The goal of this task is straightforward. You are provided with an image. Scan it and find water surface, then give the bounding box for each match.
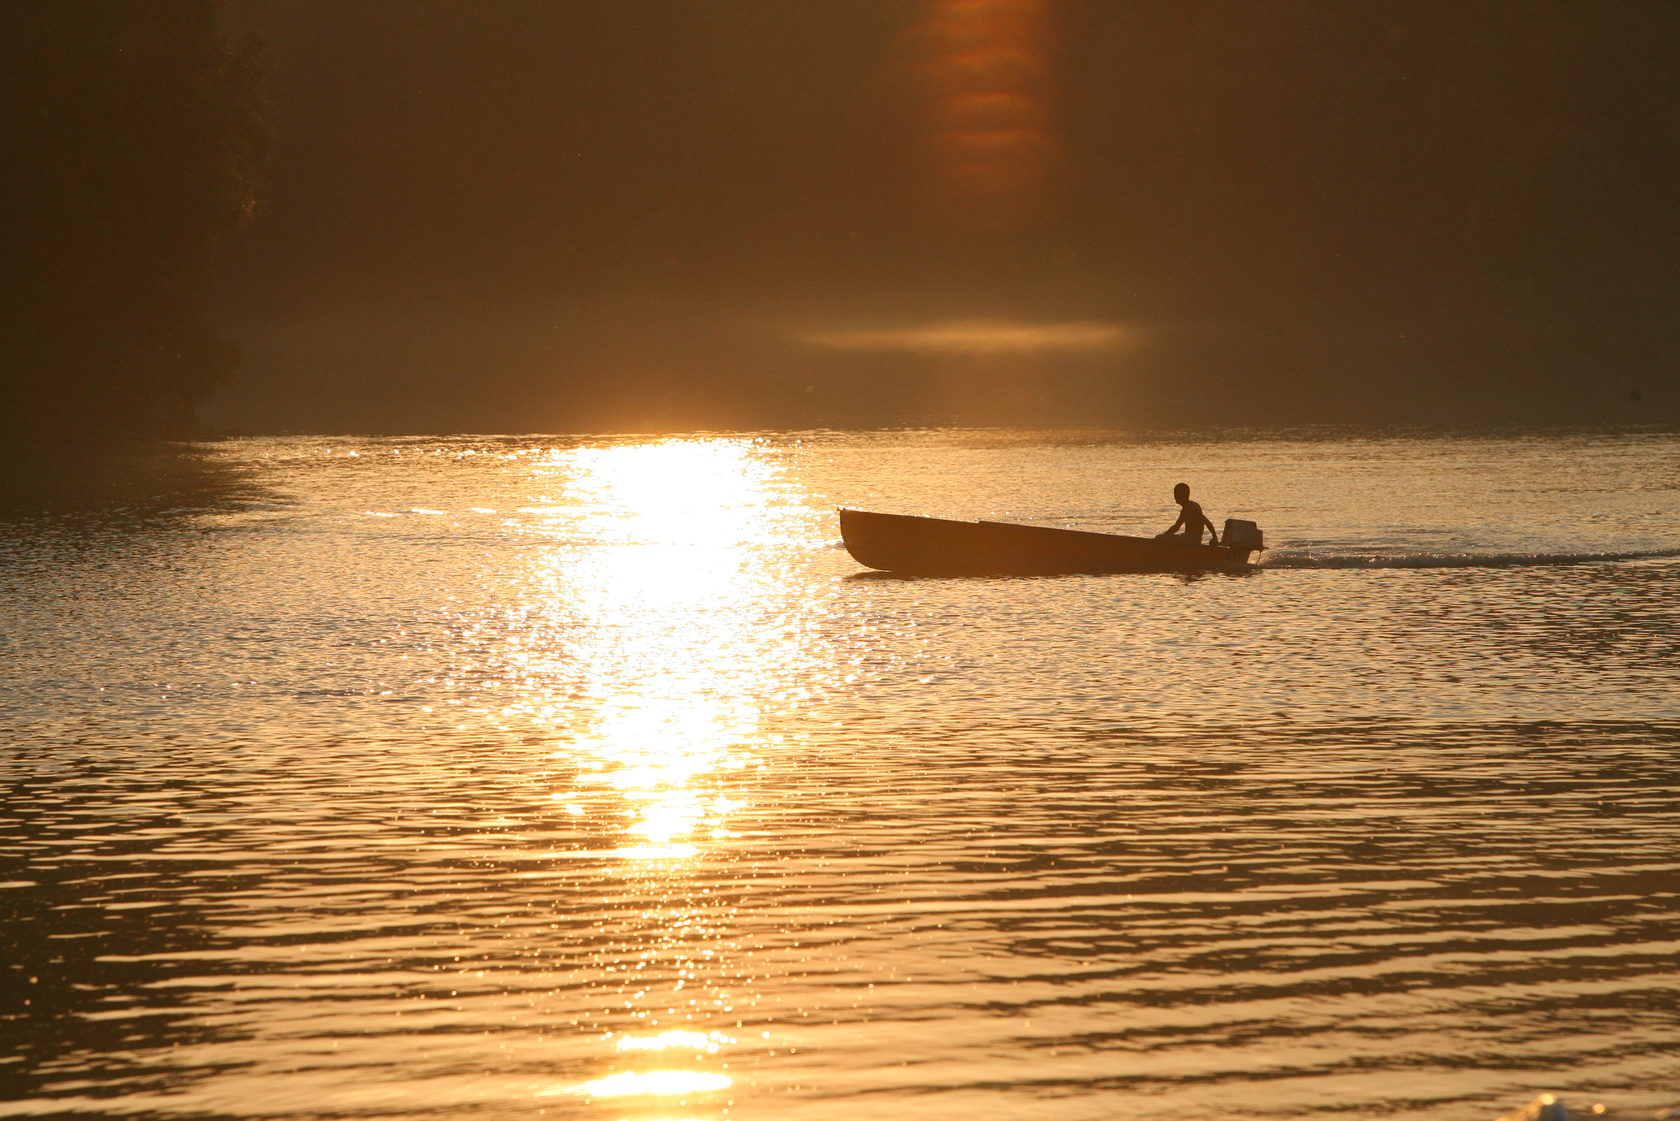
[3,429,1678,1120]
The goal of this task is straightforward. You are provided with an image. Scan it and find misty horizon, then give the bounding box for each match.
[198,1,1680,433]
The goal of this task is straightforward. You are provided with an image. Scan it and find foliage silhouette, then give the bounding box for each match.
[0,0,265,447]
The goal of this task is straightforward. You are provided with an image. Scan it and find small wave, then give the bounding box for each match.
[1263,546,1680,570]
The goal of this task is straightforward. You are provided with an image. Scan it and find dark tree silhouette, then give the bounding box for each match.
[0,0,264,446]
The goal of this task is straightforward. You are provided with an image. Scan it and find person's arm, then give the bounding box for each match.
[1202,511,1220,545]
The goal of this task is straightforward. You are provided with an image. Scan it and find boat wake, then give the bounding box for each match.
[1263,546,1680,570]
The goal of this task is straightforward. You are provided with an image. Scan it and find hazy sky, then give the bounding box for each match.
[210,0,1680,433]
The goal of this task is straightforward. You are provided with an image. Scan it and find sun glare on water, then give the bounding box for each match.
[491,437,826,1108]
[511,439,817,863]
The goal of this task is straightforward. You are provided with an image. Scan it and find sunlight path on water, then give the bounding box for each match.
[480,438,838,1114]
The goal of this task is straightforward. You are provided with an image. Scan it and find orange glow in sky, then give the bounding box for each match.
[807,318,1126,356]
[907,0,1058,229]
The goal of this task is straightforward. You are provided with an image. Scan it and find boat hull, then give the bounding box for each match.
[839,508,1254,576]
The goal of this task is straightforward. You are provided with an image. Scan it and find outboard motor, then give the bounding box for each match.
[1222,519,1265,555]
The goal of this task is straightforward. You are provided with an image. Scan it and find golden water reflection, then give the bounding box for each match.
[499,438,825,1111]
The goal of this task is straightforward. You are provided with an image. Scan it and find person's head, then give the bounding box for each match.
[1173,482,1190,503]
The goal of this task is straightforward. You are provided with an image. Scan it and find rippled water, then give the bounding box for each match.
[2,429,1678,1120]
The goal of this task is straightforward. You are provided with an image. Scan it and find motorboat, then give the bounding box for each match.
[838,508,1264,576]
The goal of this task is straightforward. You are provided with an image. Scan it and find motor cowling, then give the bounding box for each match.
[1222,519,1264,552]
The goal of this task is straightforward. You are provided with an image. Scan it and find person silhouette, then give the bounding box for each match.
[1156,482,1219,546]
